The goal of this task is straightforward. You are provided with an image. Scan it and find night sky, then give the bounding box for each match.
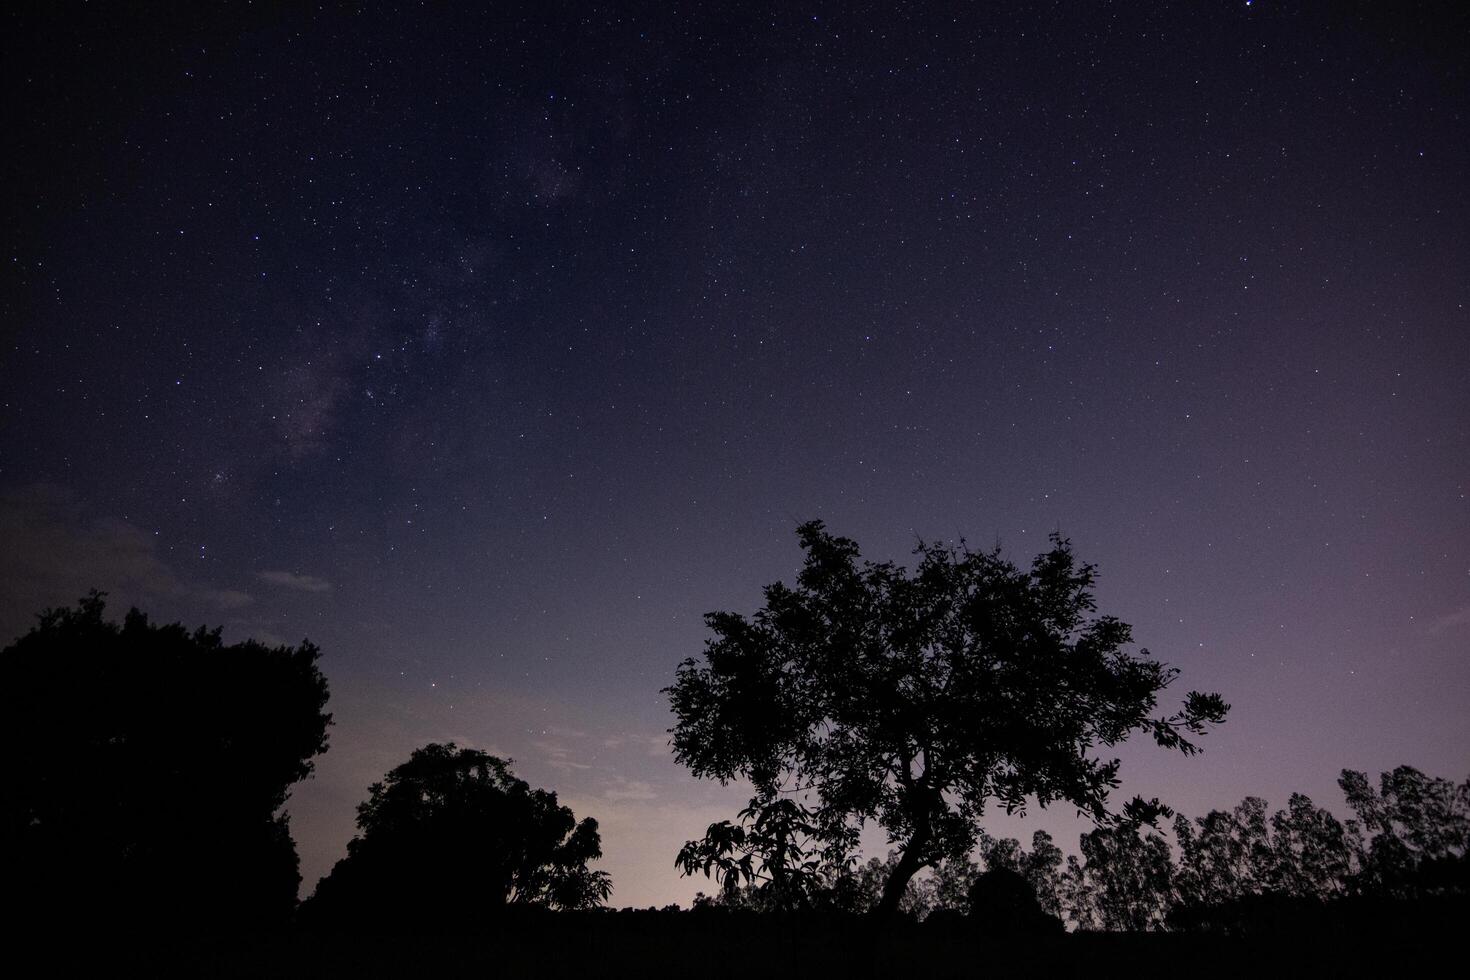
[4,2,1467,908]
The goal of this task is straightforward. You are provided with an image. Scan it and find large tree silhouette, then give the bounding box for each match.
[1,592,331,926]
[666,521,1227,916]
[306,743,611,924]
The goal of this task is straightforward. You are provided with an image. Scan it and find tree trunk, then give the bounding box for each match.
[875,842,928,917]
[876,774,938,917]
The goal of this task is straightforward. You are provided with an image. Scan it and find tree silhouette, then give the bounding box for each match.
[832,849,941,916]
[666,521,1228,916]
[1340,765,1470,895]
[0,592,331,927]
[675,795,837,910]
[915,854,975,915]
[306,743,611,925]
[976,830,1067,918]
[1266,793,1357,897]
[1070,818,1177,931]
[1173,797,1275,908]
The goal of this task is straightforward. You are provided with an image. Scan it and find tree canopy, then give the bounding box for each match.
[1,592,331,925]
[306,743,611,924]
[666,521,1228,914]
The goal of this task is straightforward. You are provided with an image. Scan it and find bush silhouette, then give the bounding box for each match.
[1,592,331,928]
[967,867,1063,935]
[305,743,611,926]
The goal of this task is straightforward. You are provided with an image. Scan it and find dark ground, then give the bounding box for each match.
[28,899,1466,979]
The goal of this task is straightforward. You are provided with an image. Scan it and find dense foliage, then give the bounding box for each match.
[1,592,331,925]
[306,743,611,925]
[668,521,1228,913]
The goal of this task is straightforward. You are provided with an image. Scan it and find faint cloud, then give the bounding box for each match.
[596,732,669,757]
[258,570,333,593]
[632,733,671,758]
[202,588,254,610]
[603,776,658,802]
[534,740,592,772]
[1426,604,1470,635]
[594,732,671,757]
[596,732,671,758]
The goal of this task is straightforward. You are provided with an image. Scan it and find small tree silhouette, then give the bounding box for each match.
[306,743,611,925]
[676,796,835,910]
[1,592,331,927]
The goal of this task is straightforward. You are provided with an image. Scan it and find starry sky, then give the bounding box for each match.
[3,2,1467,908]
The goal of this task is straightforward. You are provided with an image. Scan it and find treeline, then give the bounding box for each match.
[689,767,1470,933]
[5,592,1466,944]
